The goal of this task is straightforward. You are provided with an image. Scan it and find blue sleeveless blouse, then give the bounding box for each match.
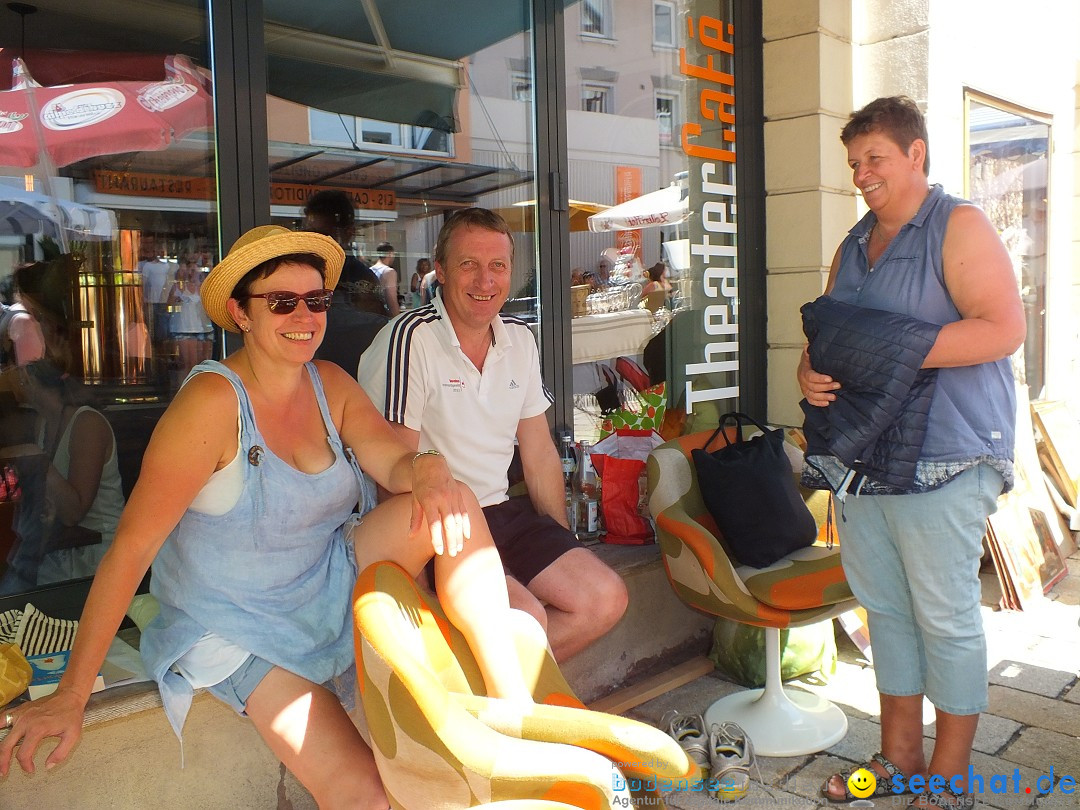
[827,185,1015,493]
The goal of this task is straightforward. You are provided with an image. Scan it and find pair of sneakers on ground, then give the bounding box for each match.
[661,711,754,802]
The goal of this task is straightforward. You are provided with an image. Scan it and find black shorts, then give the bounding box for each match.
[425,495,582,587]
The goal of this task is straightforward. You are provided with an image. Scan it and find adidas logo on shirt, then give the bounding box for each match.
[509,379,519,390]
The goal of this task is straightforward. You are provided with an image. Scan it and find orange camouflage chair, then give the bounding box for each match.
[353,561,700,810]
[647,430,858,756]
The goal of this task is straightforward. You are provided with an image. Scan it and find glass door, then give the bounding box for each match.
[965,91,1050,399]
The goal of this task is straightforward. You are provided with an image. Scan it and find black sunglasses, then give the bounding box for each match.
[243,289,334,314]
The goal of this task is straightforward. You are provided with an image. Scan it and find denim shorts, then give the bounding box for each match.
[204,654,275,715]
[204,657,359,716]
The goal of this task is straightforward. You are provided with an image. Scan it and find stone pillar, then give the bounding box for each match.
[761,0,855,426]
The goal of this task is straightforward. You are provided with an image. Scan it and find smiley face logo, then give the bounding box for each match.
[847,767,877,799]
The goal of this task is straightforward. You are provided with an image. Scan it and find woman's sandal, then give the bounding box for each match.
[821,752,914,802]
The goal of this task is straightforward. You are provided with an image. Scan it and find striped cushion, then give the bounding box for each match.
[14,603,79,656]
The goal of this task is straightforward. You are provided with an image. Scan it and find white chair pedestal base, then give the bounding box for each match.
[703,626,848,757]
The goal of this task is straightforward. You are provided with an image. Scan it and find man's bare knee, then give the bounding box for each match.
[533,550,627,623]
[590,565,629,631]
[506,574,548,631]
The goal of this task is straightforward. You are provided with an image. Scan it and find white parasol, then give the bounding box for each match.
[1,185,115,240]
[587,183,689,233]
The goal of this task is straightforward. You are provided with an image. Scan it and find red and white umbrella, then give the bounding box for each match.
[0,53,212,170]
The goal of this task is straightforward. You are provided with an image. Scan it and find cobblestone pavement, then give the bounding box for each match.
[628,546,1080,810]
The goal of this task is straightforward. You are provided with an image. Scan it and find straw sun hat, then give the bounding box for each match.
[202,225,345,333]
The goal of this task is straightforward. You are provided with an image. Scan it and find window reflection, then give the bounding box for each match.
[966,93,1050,398]
[0,1,217,595]
[565,1,710,443]
[266,2,538,361]
[654,2,677,47]
[582,0,613,38]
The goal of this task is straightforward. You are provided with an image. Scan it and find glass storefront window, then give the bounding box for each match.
[564,0,740,442]
[263,0,538,373]
[0,1,218,598]
[965,92,1050,398]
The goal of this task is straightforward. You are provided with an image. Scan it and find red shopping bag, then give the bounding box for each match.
[590,429,664,545]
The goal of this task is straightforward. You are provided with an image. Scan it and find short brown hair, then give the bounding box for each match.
[434,208,515,266]
[841,96,930,176]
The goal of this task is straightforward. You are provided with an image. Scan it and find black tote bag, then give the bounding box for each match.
[691,412,817,568]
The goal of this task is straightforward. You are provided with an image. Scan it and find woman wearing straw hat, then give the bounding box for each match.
[0,225,532,808]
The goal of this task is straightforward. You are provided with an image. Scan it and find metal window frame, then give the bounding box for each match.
[211,0,271,357]
[733,0,766,419]
[532,0,573,433]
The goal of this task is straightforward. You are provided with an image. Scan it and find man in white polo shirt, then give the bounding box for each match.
[357,208,627,661]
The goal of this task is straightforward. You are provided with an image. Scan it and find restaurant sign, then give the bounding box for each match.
[679,3,739,416]
[93,171,396,211]
[615,165,642,266]
[94,170,213,200]
[270,183,396,211]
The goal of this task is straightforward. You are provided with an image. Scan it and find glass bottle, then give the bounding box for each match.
[575,441,601,541]
[559,433,578,532]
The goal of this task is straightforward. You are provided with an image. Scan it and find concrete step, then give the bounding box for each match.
[560,542,715,704]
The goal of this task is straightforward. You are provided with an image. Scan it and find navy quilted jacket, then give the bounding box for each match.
[800,296,942,491]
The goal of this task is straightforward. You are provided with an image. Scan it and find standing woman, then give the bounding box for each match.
[0,226,531,809]
[167,256,214,380]
[409,258,429,309]
[800,97,1024,808]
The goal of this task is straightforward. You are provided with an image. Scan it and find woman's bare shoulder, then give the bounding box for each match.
[162,369,239,429]
[311,360,376,426]
[311,359,362,397]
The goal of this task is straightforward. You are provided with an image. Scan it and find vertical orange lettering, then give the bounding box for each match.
[698,18,735,54]
[679,49,734,85]
[700,89,736,125]
[681,123,736,163]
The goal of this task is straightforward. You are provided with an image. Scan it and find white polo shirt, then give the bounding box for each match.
[357,294,553,507]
